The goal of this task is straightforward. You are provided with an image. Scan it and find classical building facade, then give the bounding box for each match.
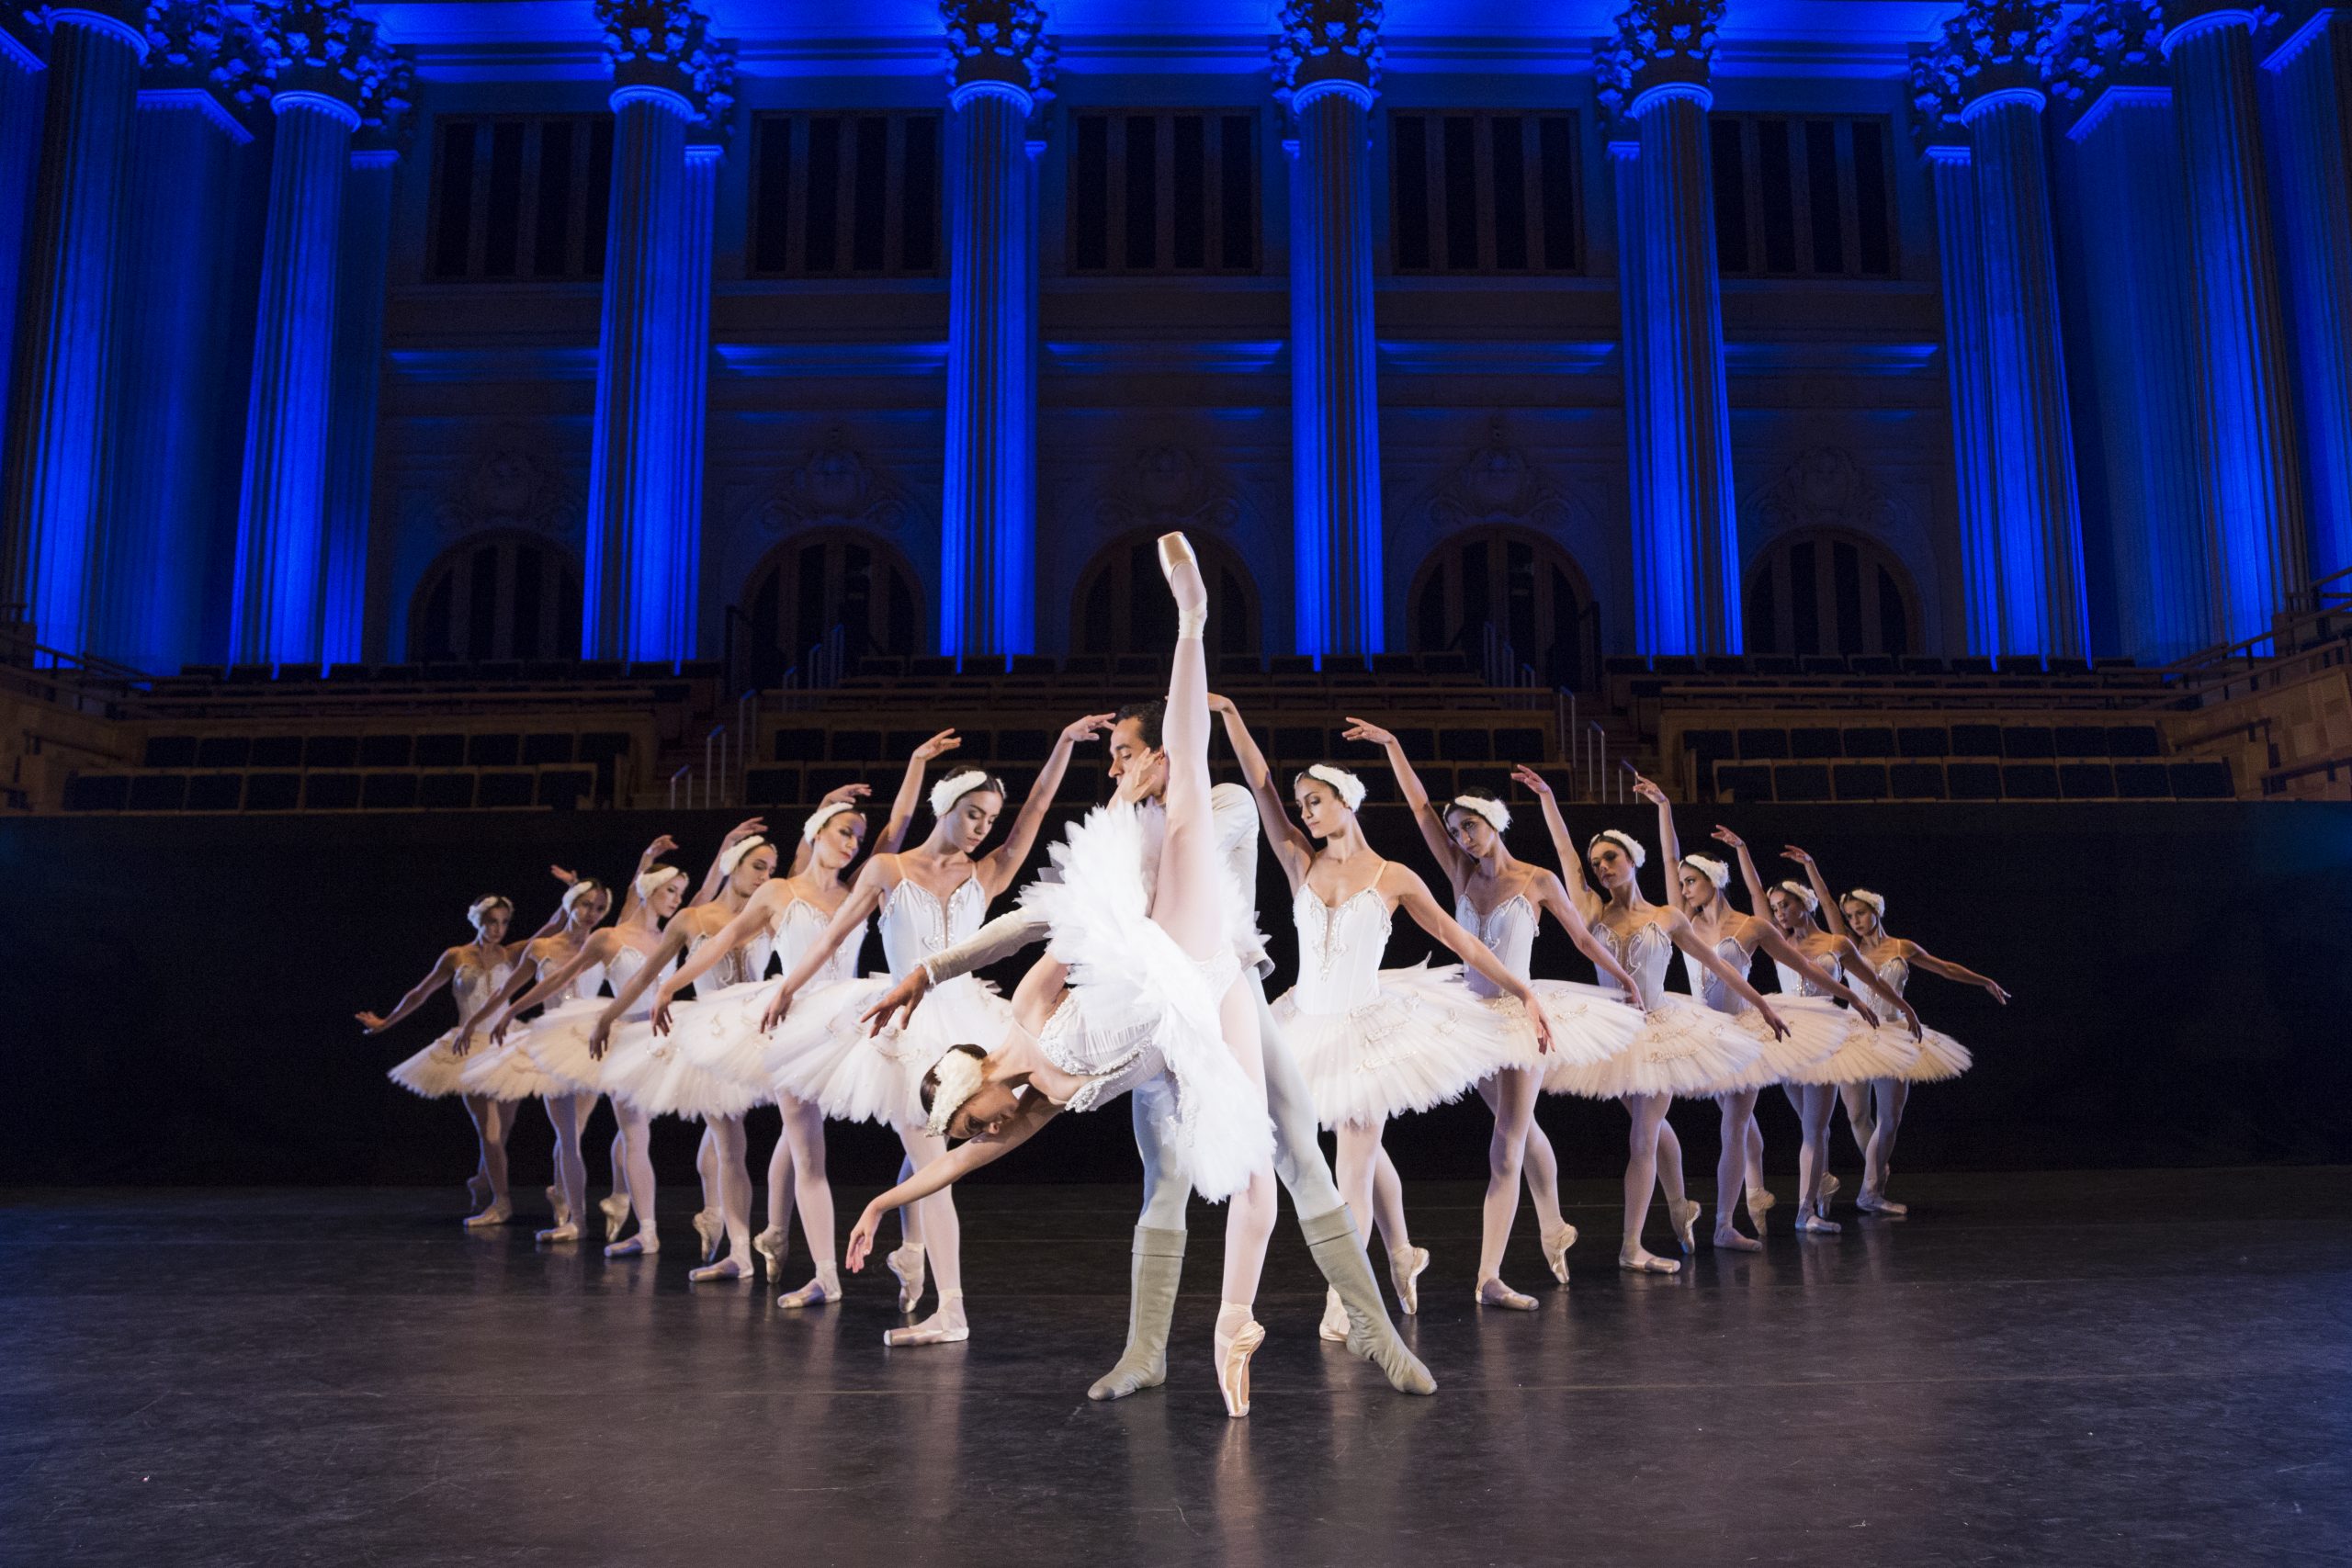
[4,0,2348,676]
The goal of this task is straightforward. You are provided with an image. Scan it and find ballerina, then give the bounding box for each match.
[1517,777,1796,1272]
[1788,850,2005,1216]
[1637,793,1895,1249]
[1715,837,1921,1234]
[1345,721,1646,1308]
[641,715,1102,1344]
[849,532,1290,1416]
[1212,704,1564,1330]
[365,891,557,1225]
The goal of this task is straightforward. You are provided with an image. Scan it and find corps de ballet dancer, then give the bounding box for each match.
[1518,782,1798,1272]
[1212,704,1571,1332]
[1347,722,1649,1308]
[1639,792,1903,1249]
[860,697,1435,1405]
[1790,849,2004,1216]
[1716,837,1921,1234]
[643,716,1102,1345]
[846,533,1294,1415]
[365,888,567,1224]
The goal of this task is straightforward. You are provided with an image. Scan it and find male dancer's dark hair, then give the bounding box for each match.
[1114,698,1166,750]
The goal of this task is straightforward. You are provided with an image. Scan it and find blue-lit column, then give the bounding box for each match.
[0,19,48,485]
[2046,9,2217,661]
[2261,10,2352,579]
[582,1,725,662]
[1275,0,1384,657]
[1604,2,1740,654]
[1608,132,1652,598]
[2166,1,2307,644]
[232,4,396,663]
[3,2,145,657]
[100,6,262,673]
[940,1,1048,660]
[667,132,720,640]
[1950,4,2091,658]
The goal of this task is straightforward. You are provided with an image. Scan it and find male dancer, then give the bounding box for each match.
[865,697,1435,1402]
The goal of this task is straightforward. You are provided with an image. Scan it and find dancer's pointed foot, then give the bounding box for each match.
[752,1227,788,1279]
[1476,1277,1540,1311]
[1712,1225,1764,1253]
[467,1172,492,1208]
[1856,1190,1908,1217]
[463,1201,513,1229]
[1213,1303,1265,1419]
[1156,533,1208,635]
[1318,1287,1350,1343]
[887,1244,927,1314]
[1794,1213,1841,1235]
[1388,1245,1430,1315]
[884,1291,967,1346]
[1747,1190,1777,1234]
[1815,1172,1841,1213]
[544,1183,567,1223]
[605,1232,660,1258]
[776,1264,842,1309]
[689,1252,754,1282]
[1667,1197,1702,1256]
[691,1207,725,1264]
[536,1222,582,1244]
[1541,1224,1577,1285]
[1618,1246,1680,1274]
[598,1191,631,1242]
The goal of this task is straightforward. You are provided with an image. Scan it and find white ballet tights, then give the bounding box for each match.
[1337,1119,1393,1264]
[1713,1089,1764,1247]
[461,1094,509,1213]
[1476,1076,1570,1239]
[544,1092,590,1228]
[1784,1082,1840,1226]
[764,1096,838,1276]
[1620,1093,1676,1265]
[1861,1077,1909,1197]
[893,1124,962,1334]
[1367,1143,1413,1256]
[609,1100,661,1252]
[1476,1066,1543,1288]
[704,1115,753,1267]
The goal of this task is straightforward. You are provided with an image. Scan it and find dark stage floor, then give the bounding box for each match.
[4,1168,2347,1567]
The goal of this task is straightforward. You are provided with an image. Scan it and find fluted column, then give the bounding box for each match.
[582,1,728,662]
[322,142,400,666]
[2166,1,2307,645]
[0,20,49,492]
[670,137,719,639]
[2047,8,2217,660]
[940,0,1047,660]
[1942,4,2090,657]
[3,3,145,658]
[1275,0,1384,657]
[1921,142,2006,654]
[101,6,262,673]
[2261,11,2352,579]
[1609,133,1652,610]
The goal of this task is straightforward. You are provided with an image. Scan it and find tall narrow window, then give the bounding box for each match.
[1710,114,1899,280]
[1067,110,1261,276]
[426,117,612,283]
[747,112,945,278]
[1387,110,1581,275]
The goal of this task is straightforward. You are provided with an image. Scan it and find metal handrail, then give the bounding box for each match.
[666,763,691,811]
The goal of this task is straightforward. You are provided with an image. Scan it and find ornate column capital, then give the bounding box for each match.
[2047,1,2172,136]
[2162,1,2275,55]
[254,0,397,126]
[942,0,1052,111]
[1272,0,1381,112]
[1924,0,2063,118]
[22,3,149,56]
[1909,37,1973,154]
[1597,0,1722,118]
[139,2,266,141]
[596,0,729,124]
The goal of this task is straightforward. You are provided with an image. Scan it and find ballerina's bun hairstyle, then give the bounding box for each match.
[635,864,685,901]
[1447,788,1510,834]
[466,895,514,931]
[559,878,606,915]
[921,1043,989,1135]
[1114,699,1165,750]
[1776,879,1820,913]
[716,835,772,879]
[1846,887,1886,919]
[1294,762,1367,810]
[1681,853,1732,889]
[801,801,858,841]
[1588,829,1647,869]
[929,769,1004,818]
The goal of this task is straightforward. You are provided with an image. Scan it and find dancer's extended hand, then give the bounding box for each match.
[1509,763,1553,799]
[450,1026,476,1058]
[548,864,578,886]
[1983,978,2012,1005]
[1781,844,1815,867]
[1632,773,1668,807]
[1756,1002,1792,1041]
[759,981,797,1033]
[1205,692,1237,716]
[650,985,680,1037]
[819,782,873,807]
[356,1010,390,1034]
[1062,713,1114,746]
[587,1017,612,1059]
[1341,717,1396,747]
[843,1203,885,1272]
[1526,994,1556,1055]
[489,1015,513,1047]
[1898,998,1925,1039]
[910,730,960,765]
[720,818,768,851]
[864,967,932,1034]
[637,833,678,870]
[1710,826,1745,849]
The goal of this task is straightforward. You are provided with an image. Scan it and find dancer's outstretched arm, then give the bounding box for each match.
[977,715,1112,899]
[1528,870,1644,1001]
[1713,826,1770,914]
[484,929,624,1046]
[1746,919,1880,1024]
[752,857,901,1031]
[842,1096,1062,1267]
[1384,864,1557,1052]
[879,730,960,854]
[1826,934,1923,1035]
[1216,695,1314,891]
[1665,911,1791,1036]
[356,948,459,1034]
[1895,940,2011,1003]
[1348,717,1467,891]
[1634,773,1692,915]
[1510,765,1600,924]
[607,876,786,1030]
[860,909,1051,1034]
[1785,845,1844,937]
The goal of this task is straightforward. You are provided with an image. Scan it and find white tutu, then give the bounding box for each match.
[761,973,1011,1129]
[1018,803,1273,1202]
[1713,995,1866,1089]
[598,987,776,1122]
[1424,964,1645,1075]
[1542,988,1768,1100]
[388,1028,477,1100]
[455,1031,572,1102]
[1895,1022,1972,1083]
[1279,961,1521,1129]
[519,996,617,1095]
[1775,998,1921,1084]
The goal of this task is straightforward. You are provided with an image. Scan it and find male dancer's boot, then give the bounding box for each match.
[1089,1225,1186,1401]
[1301,1207,1436,1394]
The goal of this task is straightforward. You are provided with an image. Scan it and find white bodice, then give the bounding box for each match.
[1455,893,1535,999]
[879,874,987,982]
[685,918,775,992]
[1593,918,1678,1010]
[1686,935,1755,1016]
[1773,946,1841,998]
[1867,948,1910,997]
[779,896,863,988]
[1291,886,1393,1015]
[605,944,658,1020]
[451,951,515,1020]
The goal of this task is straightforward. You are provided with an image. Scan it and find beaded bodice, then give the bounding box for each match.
[1592,918,1677,1009]
[1455,893,1535,999]
[1291,886,1392,1014]
[880,874,987,982]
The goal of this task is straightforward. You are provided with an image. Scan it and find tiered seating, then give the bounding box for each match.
[1678,719,2230,803]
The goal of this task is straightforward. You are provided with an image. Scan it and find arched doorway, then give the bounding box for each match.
[741,530,922,682]
[1074,531,1261,657]
[409,532,582,663]
[1744,528,1917,657]
[1410,526,1597,690]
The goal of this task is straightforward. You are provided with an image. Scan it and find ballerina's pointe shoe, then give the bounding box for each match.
[1476,1278,1540,1312]
[463,1202,513,1229]
[688,1254,754,1283]
[1747,1190,1777,1233]
[691,1208,725,1265]
[883,1290,968,1347]
[1668,1198,1702,1256]
[1156,532,1208,636]
[1318,1288,1351,1343]
[536,1223,582,1244]
[598,1192,631,1242]
[1541,1225,1577,1286]
[1712,1225,1764,1254]
[1856,1190,1908,1217]
[467,1173,492,1207]
[1213,1306,1266,1419]
[752,1228,787,1279]
[1618,1247,1681,1275]
[887,1244,927,1314]
[1794,1213,1841,1235]
[1389,1246,1430,1315]
[545,1183,566,1222]
[776,1265,842,1309]
[605,1231,659,1258]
